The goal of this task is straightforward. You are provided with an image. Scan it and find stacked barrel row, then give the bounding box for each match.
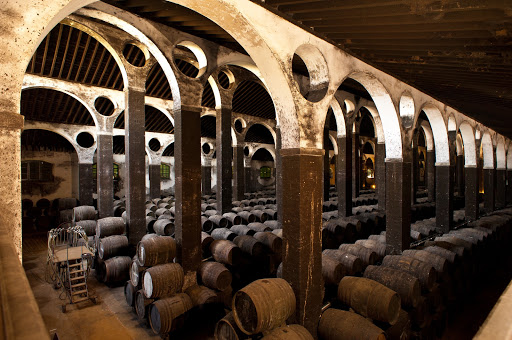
[72,205,97,249]
[22,197,80,232]
[215,278,314,340]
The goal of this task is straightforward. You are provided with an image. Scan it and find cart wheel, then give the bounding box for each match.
[61,305,66,313]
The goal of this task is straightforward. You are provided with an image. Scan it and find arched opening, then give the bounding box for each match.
[244,124,275,145]
[233,80,276,120]
[251,148,275,190]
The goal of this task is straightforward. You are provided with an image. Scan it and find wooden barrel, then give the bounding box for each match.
[339,243,377,267]
[73,206,97,222]
[363,265,421,308]
[96,217,125,238]
[137,236,176,267]
[201,231,214,255]
[230,224,256,236]
[262,209,278,221]
[143,263,184,298]
[211,240,242,266]
[146,203,157,212]
[210,215,230,228]
[217,286,233,309]
[322,255,346,285]
[75,220,96,236]
[408,296,429,328]
[124,280,137,307]
[402,249,449,279]
[223,212,242,226]
[185,284,218,306]
[130,258,146,287]
[322,249,363,276]
[263,220,282,230]
[252,210,269,223]
[381,309,411,340]
[381,255,437,292]
[232,278,296,335]
[318,308,386,340]
[198,261,232,291]
[135,289,155,320]
[149,293,193,335]
[146,216,157,233]
[98,235,129,260]
[272,229,283,238]
[113,204,126,217]
[212,228,237,241]
[101,256,132,283]
[202,203,215,211]
[337,276,401,324]
[422,246,457,265]
[253,232,282,254]
[215,311,246,340]
[231,207,243,213]
[233,235,265,257]
[153,218,175,237]
[53,197,78,211]
[237,211,256,224]
[355,239,390,259]
[202,216,215,233]
[155,208,169,217]
[247,222,272,233]
[260,325,313,340]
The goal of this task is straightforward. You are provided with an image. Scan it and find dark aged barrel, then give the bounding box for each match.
[434,236,473,252]
[130,258,146,287]
[363,265,421,308]
[185,284,218,306]
[237,211,257,224]
[96,217,125,238]
[260,324,314,340]
[233,235,265,257]
[355,239,390,259]
[113,204,126,217]
[263,220,281,230]
[253,231,282,254]
[215,311,246,340]
[124,280,137,307]
[210,215,230,228]
[381,309,411,340]
[408,296,428,328]
[202,216,215,233]
[247,222,272,233]
[223,212,242,226]
[135,289,154,320]
[211,240,242,266]
[337,276,401,324]
[230,224,256,236]
[137,236,176,267]
[322,249,363,276]
[198,261,232,291]
[75,220,97,236]
[217,286,233,309]
[101,256,132,283]
[146,216,157,233]
[422,245,458,265]
[232,278,296,335]
[318,308,386,340]
[402,249,448,277]
[212,228,237,241]
[73,206,97,222]
[98,235,129,260]
[143,263,184,299]
[153,218,175,236]
[149,293,193,335]
[339,243,378,267]
[322,255,346,285]
[381,255,437,292]
[262,209,278,221]
[201,231,214,254]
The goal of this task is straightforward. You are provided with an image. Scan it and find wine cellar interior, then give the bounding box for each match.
[2,0,512,339]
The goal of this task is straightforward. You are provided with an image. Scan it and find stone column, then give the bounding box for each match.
[216,107,232,214]
[337,135,352,217]
[427,150,436,202]
[124,86,146,246]
[385,159,411,253]
[201,164,212,195]
[78,163,94,206]
[244,162,253,194]
[275,127,283,224]
[465,166,479,222]
[352,132,360,198]
[483,168,496,213]
[281,148,323,335]
[411,141,418,205]
[96,133,113,219]
[376,143,386,211]
[323,127,331,201]
[436,165,454,232]
[174,104,202,281]
[149,163,161,199]
[496,168,506,209]
[233,145,245,201]
[456,154,465,196]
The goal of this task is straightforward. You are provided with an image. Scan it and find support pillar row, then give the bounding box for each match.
[376,143,386,211]
[496,169,506,209]
[465,166,479,222]
[149,164,161,199]
[483,168,496,213]
[336,136,352,217]
[233,145,245,202]
[216,107,232,214]
[427,150,435,202]
[78,163,94,206]
[436,165,454,232]
[96,133,113,219]
[201,165,212,195]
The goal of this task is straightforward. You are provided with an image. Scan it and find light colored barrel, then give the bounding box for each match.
[211,240,242,266]
[230,224,256,236]
[198,261,232,291]
[143,263,184,299]
[247,222,271,233]
[339,243,377,267]
[130,258,146,287]
[337,276,401,324]
[149,293,193,335]
[322,249,363,276]
[212,228,237,241]
[232,278,296,335]
[263,220,281,230]
[318,308,386,340]
[223,212,242,226]
[153,218,175,236]
[137,235,176,267]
